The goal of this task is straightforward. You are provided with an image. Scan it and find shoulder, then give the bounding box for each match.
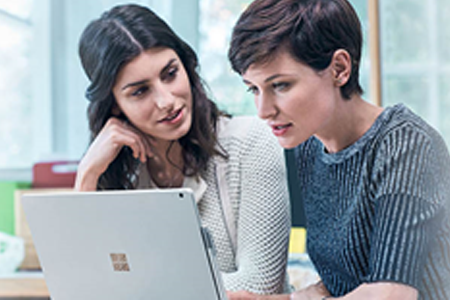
[373,104,448,158]
[370,105,450,199]
[217,115,271,140]
[218,116,280,150]
[216,115,285,165]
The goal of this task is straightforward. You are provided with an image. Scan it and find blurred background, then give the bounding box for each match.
[0,0,449,296]
[0,0,449,179]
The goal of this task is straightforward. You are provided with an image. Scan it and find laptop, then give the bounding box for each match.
[22,188,227,300]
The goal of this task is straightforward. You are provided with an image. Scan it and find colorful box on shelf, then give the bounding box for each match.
[32,161,78,188]
[289,227,306,254]
[0,182,32,235]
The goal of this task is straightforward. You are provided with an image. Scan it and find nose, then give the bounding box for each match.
[256,93,277,120]
[154,87,175,111]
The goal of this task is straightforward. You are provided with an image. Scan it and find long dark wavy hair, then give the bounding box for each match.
[79,4,228,190]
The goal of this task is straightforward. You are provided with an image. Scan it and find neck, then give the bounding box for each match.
[145,140,184,188]
[315,94,384,154]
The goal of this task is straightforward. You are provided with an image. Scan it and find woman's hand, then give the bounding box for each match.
[227,281,417,300]
[75,117,154,191]
[227,291,259,300]
[226,281,330,300]
[332,282,418,300]
[227,291,289,300]
[290,281,331,300]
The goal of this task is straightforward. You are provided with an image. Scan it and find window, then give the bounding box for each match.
[199,0,255,115]
[0,0,153,177]
[380,0,450,145]
[1,0,449,177]
[0,0,34,168]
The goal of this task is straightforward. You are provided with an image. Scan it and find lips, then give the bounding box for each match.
[272,124,290,130]
[270,122,292,137]
[159,107,183,123]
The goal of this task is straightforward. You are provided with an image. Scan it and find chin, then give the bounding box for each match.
[277,137,302,149]
[175,117,192,139]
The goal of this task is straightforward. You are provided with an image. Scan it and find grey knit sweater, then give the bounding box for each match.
[139,116,291,294]
[295,104,450,299]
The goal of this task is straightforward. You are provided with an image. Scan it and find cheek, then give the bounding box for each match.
[119,100,157,124]
[253,95,260,110]
[171,78,193,110]
[177,71,192,94]
[183,84,193,108]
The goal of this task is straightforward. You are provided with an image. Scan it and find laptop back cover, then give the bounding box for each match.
[22,189,225,300]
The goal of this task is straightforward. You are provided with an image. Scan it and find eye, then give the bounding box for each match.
[163,66,178,82]
[272,82,290,92]
[131,86,149,97]
[246,85,259,95]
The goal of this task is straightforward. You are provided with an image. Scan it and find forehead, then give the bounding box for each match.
[243,50,311,82]
[115,47,180,83]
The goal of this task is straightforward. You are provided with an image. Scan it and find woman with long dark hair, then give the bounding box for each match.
[75,4,291,295]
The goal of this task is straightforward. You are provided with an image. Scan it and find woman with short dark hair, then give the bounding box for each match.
[228,0,450,299]
[75,4,291,294]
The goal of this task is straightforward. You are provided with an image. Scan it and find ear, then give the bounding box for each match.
[331,49,352,87]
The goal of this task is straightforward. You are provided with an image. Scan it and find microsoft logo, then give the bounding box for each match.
[110,253,130,272]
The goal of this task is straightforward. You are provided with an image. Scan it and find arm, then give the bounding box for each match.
[343,126,446,299]
[75,117,153,191]
[228,280,329,300]
[228,281,417,300]
[222,119,291,294]
[361,128,444,292]
[318,126,445,300]
[322,282,417,300]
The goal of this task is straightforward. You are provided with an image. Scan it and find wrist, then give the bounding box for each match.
[75,164,101,191]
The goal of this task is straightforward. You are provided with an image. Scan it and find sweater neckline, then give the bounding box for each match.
[318,104,404,164]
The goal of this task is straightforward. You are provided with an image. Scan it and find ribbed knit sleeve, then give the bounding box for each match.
[300,104,450,299]
[220,118,291,294]
[368,124,448,290]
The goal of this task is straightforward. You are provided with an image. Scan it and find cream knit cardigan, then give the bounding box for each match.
[138,116,291,294]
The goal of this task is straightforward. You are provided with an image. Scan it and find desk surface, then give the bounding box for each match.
[0,255,314,299]
[0,277,49,299]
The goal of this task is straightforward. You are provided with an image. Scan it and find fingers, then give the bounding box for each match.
[226,291,258,300]
[106,118,149,163]
[120,129,148,163]
[120,119,157,160]
[122,121,156,161]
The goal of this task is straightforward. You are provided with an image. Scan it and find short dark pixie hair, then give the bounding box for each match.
[228,0,363,99]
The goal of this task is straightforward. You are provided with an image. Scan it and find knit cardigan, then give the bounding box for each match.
[138,116,291,294]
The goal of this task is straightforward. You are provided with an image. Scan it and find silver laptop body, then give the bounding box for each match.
[22,188,227,300]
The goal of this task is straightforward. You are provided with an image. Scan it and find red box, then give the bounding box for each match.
[32,161,78,188]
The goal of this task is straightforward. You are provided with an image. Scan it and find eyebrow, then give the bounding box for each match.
[243,74,286,85]
[121,58,178,91]
[121,79,148,91]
